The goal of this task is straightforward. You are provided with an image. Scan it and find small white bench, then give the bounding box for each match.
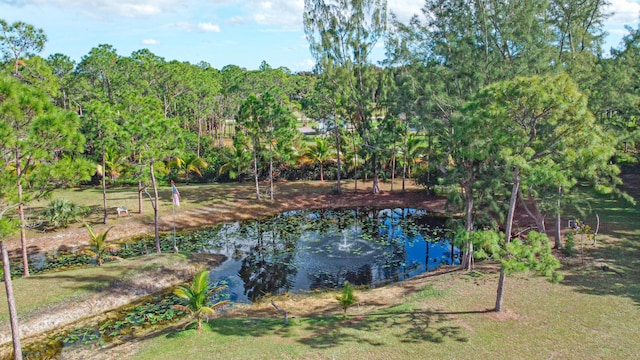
[117,206,129,217]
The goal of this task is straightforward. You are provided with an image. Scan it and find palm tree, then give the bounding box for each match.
[168,154,208,183]
[405,133,428,178]
[174,270,229,330]
[96,148,129,184]
[302,137,332,181]
[219,140,253,182]
[84,224,117,266]
[41,199,90,229]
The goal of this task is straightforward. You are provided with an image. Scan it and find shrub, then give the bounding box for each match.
[336,281,357,317]
[41,199,90,229]
[562,232,576,256]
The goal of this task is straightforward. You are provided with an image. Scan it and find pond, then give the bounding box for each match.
[16,208,459,301]
[198,207,459,302]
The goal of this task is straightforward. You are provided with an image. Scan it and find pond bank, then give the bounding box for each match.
[0,253,225,350]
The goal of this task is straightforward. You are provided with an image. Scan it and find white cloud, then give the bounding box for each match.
[605,0,640,26]
[0,0,466,32]
[237,0,427,31]
[198,22,222,32]
[388,0,424,23]
[243,0,304,29]
[175,21,193,32]
[226,16,247,25]
[294,58,315,71]
[141,38,160,45]
[7,0,188,18]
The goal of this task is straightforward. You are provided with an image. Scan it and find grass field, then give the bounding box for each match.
[127,261,639,360]
[1,178,639,359]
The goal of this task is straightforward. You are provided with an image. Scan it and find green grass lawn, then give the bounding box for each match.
[127,270,639,360]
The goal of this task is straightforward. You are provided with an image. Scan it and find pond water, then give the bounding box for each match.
[199,208,459,302]
[17,207,459,301]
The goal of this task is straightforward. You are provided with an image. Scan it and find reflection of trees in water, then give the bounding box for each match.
[231,208,453,301]
[309,264,373,289]
[238,213,304,301]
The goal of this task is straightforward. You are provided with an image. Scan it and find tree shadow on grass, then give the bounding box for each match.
[179,306,476,350]
[203,317,295,338]
[560,236,640,307]
[277,308,473,349]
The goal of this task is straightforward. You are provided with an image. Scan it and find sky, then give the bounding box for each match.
[1,0,640,72]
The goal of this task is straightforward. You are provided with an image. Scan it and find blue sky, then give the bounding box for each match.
[2,0,639,72]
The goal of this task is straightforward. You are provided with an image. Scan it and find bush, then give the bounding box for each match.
[41,199,90,229]
[412,164,441,195]
[336,281,357,317]
[562,232,576,256]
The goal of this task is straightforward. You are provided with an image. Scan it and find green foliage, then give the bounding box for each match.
[168,154,209,183]
[84,224,117,266]
[571,219,597,260]
[0,19,47,75]
[0,217,19,239]
[173,270,229,330]
[470,230,562,283]
[302,137,333,181]
[468,230,502,261]
[219,136,253,182]
[336,281,357,316]
[41,199,90,229]
[563,232,577,257]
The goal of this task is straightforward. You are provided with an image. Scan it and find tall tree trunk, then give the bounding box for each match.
[269,140,274,201]
[150,162,161,253]
[391,150,396,192]
[461,182,474,271]
[100,130,108,225]
[335,128,342,195]
[402,126,408,193]
[62,88,68,110]
[495,267,507,312]
[1,241,22,360]
[372,152,380,194]
[320,162,324,182]
[197,116,202,158]
[496,166,520,312]
[555,187,563,249]
[16,149,29,277]
[555,212,562,249]
[253,139,260,201]
[353,138,358,193]
[137,179,144,214]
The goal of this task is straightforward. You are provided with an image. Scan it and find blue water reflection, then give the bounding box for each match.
[204,208,459,303]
